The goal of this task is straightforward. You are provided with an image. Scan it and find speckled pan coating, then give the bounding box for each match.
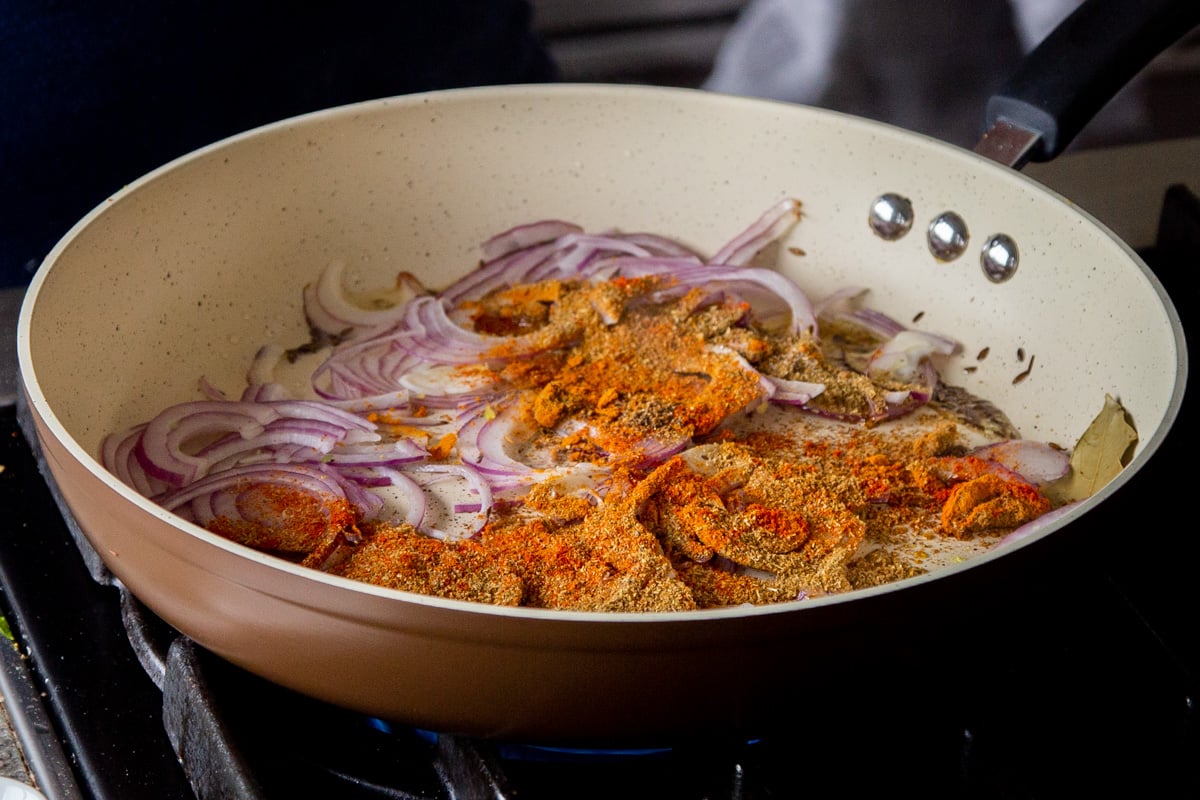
[16,85,1186,744]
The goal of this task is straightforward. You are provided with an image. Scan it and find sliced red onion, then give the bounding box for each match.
[197,376,231,401]
[443,230,653,315]
[337,465,427,528]
[102,424,169,497]
[197,418,348,466]
[932,455,1031,485]
[628,431,693,470]
[808,387,937,425]
[268,401,378,438]
[846,308,909,341]
[304,261,421,339]
[327,468,386,521]
[135,397,383,487]
[866,330,960,384]
[326,390,416,415]
[442,240,560,308]
[239,364,306,404]
[322,438,429,467]
[617,232,704,260]
[313,356,393,400]
[706,343,827,414]
[303,280,352,340]
[705,345,777,411]
[397,363,504,399]
[767,376,826,406]
[188,489,229,528]
[405,463,494,540]
[479,219,583,262]
[246,345,288,389]
[178,462,381,535]
[446,229,686,313]
[994,501,1078,548]
[547,417,689,473]
[612,262,816,335]
[543,233,653,274]
[815,287,912,343]
[310,306,460,392]
[136,403,280,485]
[394,296,551,365]
[777,324,957,425]
[157,462,350,512]
[456,401,542,493]
[709,198,802,267]
[242,382,292,404]
[579,256,699,289]
[311,336,421,400]
[589,297,621,326]
[968,440,1071,486]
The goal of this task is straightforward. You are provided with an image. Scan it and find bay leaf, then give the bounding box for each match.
[1044,394,1137,505]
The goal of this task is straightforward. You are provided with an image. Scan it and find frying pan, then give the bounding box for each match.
[14,0,1194,744]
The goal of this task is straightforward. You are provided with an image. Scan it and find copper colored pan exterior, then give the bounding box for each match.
[16,86,1186,743]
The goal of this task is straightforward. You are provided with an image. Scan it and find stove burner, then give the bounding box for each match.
[409,727,675,764]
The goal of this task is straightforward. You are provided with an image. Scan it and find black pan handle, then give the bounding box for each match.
[977,0,1200,168]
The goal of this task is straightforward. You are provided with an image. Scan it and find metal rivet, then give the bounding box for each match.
[868,193,914,240]
[980,233,1019,283]
[927,211,969,261]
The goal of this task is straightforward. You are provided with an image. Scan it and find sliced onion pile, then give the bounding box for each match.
[103,198,1044,550]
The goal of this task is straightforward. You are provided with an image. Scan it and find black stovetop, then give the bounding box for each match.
[0,187,1195,800]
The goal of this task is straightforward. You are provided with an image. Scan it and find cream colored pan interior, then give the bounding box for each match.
[17,85,1186,743]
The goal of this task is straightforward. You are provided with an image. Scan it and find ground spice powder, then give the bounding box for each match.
[211,277,1055,610]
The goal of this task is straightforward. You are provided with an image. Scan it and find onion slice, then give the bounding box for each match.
[709,198,802,267]
[968,440,1071,486]
[304,261,424,340]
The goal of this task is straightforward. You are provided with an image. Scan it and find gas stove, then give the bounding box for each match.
[0,155,1196,800]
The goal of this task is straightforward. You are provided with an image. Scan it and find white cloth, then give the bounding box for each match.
[705,0,1150,148]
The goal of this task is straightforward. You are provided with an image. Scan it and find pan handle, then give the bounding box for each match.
[975,0,1200,168]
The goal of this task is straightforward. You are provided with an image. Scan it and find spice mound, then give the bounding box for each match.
[103,200,1072,612]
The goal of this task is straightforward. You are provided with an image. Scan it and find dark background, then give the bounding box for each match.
[0,1,557,289]
[5,1,1199,289]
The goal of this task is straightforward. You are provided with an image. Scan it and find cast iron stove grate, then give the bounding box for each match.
[0,186,1196,800]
